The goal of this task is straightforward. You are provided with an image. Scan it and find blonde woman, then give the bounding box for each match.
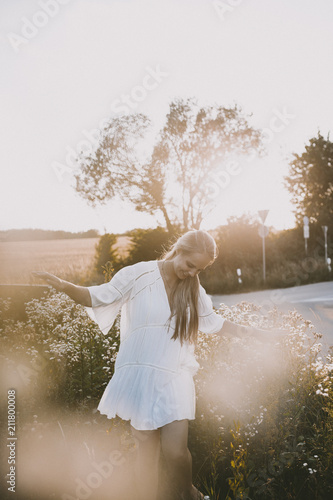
[33,230,281,500]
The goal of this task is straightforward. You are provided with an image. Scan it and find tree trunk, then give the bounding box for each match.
[183,206,189,232]
[160,205,175,234]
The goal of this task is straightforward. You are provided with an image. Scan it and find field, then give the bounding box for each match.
[0,236,132,284]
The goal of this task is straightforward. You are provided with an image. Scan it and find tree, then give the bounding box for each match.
[74,98,263,233]
[285,132,333,227]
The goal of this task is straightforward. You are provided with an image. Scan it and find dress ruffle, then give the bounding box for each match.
[97,365,196,430]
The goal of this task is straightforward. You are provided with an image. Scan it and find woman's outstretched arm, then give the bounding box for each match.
[217,319,285,343]
[31,271,92,307]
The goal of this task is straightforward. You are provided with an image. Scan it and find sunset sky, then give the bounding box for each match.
[1,0,332,234]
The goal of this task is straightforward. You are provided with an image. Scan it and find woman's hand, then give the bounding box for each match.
[218,320,288,343]
[31,271,65,292]
[31,271,92,307]
[252,326,287,343]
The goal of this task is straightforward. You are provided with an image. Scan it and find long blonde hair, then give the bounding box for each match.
[161,230,218,345]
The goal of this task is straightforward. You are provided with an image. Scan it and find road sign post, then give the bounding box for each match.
[322,225,328,266]
[262,228,266,282]
[258,210,269,283]
[303,216,309,256]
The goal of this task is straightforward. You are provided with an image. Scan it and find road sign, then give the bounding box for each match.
[303,216,309,226]
[303,226,309,239]
[258,225,269,238]
[258,210,269,223]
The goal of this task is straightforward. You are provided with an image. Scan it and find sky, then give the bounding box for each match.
[1,0,332,234]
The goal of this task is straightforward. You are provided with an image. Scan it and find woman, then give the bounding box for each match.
[33,230,281,500]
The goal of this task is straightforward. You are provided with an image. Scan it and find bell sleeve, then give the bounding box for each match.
[198,285,225,335]
[85,264,136,335]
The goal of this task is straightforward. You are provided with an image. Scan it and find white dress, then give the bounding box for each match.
[86,260,224,431]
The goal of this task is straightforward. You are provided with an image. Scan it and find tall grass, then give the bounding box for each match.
[191,302,333,499]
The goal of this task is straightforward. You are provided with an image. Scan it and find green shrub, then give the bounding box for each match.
[92,233,119,281]
[122,226,176,265]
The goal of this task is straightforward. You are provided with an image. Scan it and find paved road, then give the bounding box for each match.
[212,281,333,349]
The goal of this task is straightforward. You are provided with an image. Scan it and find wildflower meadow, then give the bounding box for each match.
[0,292,332,499]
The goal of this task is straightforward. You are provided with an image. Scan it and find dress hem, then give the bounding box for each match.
[97,408,195,431]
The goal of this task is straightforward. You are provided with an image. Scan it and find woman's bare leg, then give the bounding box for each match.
[130,426,160,500]
[160,419,204,499]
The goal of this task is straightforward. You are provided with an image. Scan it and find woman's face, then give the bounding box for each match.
[172,251,212,279]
